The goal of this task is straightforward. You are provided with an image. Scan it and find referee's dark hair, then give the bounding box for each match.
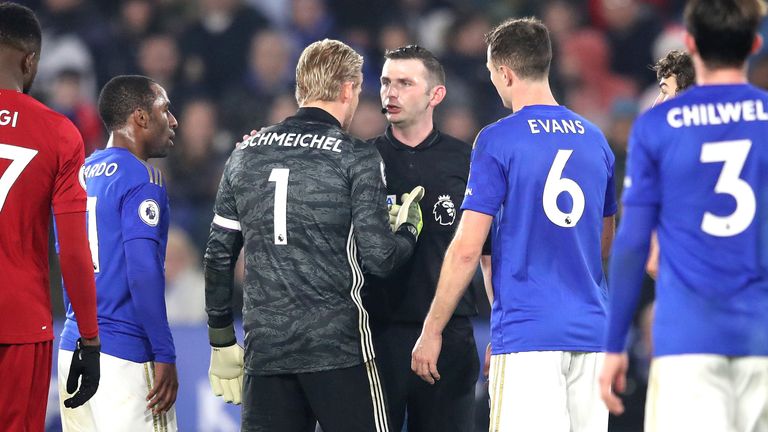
[385,45,446,89]
[98,75,158,131]
[684,0,765,69]
[0,2,42,52]
[484,17,551,80]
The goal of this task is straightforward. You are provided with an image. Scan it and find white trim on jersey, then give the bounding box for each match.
[346,224,374,362]
[212,214,241,231]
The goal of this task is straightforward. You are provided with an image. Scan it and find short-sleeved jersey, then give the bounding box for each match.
[60,147,172,363]
[463,105,617,354]
[0,90,86,343]
[206,108,414,375]
[623,84,768,356]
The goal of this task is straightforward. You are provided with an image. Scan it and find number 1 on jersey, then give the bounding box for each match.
[269,168,289,245]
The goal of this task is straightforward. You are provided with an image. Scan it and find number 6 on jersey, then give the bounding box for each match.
[543,149,585,227]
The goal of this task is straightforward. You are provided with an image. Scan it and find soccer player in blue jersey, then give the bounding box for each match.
[58,75,179,431]
[412,18,617,431]
[600,1,768,431]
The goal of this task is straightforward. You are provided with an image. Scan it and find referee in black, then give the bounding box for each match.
[364,45,491,432]
[203,39,425,432]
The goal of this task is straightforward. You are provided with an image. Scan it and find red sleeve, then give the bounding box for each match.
[55,211,99,338]
[52,121,87,215]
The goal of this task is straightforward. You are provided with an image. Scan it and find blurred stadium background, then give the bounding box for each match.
[17,0,768,430]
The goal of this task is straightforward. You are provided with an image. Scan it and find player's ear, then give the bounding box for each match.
[340,81,354,103]
[751,34,763,56]
[133,108,149,129]
[21,51,36,76]
[429,84,446,107]
[500,65,514,87]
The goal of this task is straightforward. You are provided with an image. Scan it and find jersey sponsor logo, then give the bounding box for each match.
[0,110,19,128]
[666,99,768,128]
[465,187,472,196]
[138,199,160,227]
[433,194,456,225]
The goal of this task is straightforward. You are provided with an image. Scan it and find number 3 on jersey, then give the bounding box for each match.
[543,149,585,227]
[700,139,755,237]
[269,168,289,245]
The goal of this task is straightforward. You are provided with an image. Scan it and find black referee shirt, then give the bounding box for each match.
[364,125,487,324]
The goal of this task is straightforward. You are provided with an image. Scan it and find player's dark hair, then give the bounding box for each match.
[98,75,158,131]
[384,45,446,88]
[484,17,551,80]
[0,2,42,53]
[684,0,765,69]
[653,50,695,91]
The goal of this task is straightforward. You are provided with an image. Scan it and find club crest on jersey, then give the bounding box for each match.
[433,195,456,226]
[139,199,160,227]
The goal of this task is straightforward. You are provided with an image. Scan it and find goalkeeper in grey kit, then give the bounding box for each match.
[202,38,425,432]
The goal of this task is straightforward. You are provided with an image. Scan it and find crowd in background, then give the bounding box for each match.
[24,0,768,429]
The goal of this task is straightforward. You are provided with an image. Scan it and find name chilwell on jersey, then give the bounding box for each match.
[239,131,343,153]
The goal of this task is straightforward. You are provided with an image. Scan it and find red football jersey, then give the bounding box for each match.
[0,90,90,343]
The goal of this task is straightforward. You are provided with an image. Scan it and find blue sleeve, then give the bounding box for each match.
[121,182,166,242]
[604,151,618,217]
[461,130,507,216]
[605,205,658,352]
[622,119,661,206]
[124,238,176,363]
[121,181,174,363]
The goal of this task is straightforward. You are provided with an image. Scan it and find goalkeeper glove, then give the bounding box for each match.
[388,203,401,232]
[63,338,100,408]
[395,186,425,239]
[208,325,245,405]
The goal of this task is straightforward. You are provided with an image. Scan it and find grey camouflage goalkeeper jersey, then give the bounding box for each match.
[204,107,416,375]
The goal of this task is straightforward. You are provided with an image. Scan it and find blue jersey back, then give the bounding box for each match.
[463,105,617,354]
[61,147,170,362]
[624,84,768,356]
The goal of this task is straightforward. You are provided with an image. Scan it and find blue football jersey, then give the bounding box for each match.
[60,147,173,363]
[623,84,768,356]
[463,105,617,354]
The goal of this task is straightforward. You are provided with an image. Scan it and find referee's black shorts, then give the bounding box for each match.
[242,360,390,432]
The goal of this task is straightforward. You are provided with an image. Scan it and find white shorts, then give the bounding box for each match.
[646,354,768,432]
[58,350,178,432]
[488,351,607,432]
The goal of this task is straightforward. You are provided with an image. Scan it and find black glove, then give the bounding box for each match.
[63,338,101,408]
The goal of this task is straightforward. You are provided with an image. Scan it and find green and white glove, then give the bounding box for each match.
[208,325,245,405]
[394,186,425,239]
[388,203,401,232]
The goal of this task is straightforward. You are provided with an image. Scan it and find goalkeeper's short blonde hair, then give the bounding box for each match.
[295,39,364,105]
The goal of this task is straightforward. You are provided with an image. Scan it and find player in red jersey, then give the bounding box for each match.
[0,3,100,431]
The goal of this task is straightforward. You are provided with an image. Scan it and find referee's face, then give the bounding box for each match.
[380,59,432,127]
